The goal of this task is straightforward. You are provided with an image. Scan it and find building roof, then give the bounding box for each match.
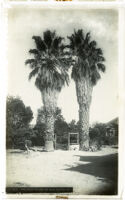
[107,117,118,125]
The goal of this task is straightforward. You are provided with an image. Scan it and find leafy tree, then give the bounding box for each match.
[94,123,107,140]
[36,107,46,125]
[68,29,106,150]
[36,106,64,125]
[11,127,33,149]
[33,112,46,146]
[7,96,33,129]
[55,117,68,145]
[89,122,118,149]
[68,120,79,133]
[54,107,64,122]
[25,30,70,151]
[32,125,45,146]
[6,96,33,148]
[36,106,68,147]
[89,127,101,151]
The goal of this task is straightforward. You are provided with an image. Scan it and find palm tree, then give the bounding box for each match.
[25,30,70,151]
[68,29,106,150]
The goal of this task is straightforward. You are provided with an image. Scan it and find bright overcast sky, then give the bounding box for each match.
[8,6,119,125]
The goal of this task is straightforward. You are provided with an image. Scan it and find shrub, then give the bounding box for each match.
[89,127,101,151]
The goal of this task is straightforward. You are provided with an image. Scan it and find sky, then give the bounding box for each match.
[8,6,119,125]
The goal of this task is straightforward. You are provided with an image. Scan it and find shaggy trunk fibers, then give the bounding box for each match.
[76,77,92,150]
[42,88,58,151]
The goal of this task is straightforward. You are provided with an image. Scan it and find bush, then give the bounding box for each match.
[89,127,101,151]
[10,127,33,149]
[6,96,33,149]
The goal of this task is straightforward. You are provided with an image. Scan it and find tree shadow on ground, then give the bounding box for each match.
[64,153,118,195]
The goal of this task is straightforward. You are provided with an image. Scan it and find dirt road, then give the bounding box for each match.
[6,146,118,195]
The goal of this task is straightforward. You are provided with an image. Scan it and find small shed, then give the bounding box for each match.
[68,133,79,150]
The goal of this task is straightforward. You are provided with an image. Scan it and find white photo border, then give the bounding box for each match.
[0,1,125,199]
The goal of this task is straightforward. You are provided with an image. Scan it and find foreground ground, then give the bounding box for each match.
[6,146,118,195]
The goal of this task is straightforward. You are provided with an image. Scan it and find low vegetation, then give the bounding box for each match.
[6,96,118,151]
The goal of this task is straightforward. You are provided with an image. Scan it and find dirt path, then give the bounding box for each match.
[6,147,118,195]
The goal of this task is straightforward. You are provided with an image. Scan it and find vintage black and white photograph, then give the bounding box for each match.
[6,5,119,195]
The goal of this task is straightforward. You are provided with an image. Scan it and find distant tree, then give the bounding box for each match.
[6,96,33,148]
[68,120,79,133]
[54,107,64,122]
[33,118,46,146]
[36,106,68,146]
[36,107,46,125]
[89,127,101,151]
[32,126,45,147]
[89,122,108,150]
[36,106,64,125]
[54,120,68,136]
[7,96,33,129]
[12,127,33,150]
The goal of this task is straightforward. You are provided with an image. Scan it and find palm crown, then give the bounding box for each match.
[68,29,106,85]
[25,30,70,92]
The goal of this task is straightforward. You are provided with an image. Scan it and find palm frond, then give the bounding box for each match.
[96,48,103,55]
[28,67,39,80]
[84,32,91,43]
[32,36,46,52]
[25,59,35,65]
[43,30,55,49]
[91,70,101,85]
[52,37,64,52]
[97,63,106,72]
[26,30,70,92]
[67,29,106,86]
[89,41,97,48]
[98,56,105,62]
[29,49,39,55]
[90,65,96,71]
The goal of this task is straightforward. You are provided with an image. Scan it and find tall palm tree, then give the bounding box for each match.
[25,30,70,151]
[68,29,106,150]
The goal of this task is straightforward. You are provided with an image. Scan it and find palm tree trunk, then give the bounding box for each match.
[79,104,90,150]
[44,111,55,151]
[75,78,92,150]
[42,89,58,151]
